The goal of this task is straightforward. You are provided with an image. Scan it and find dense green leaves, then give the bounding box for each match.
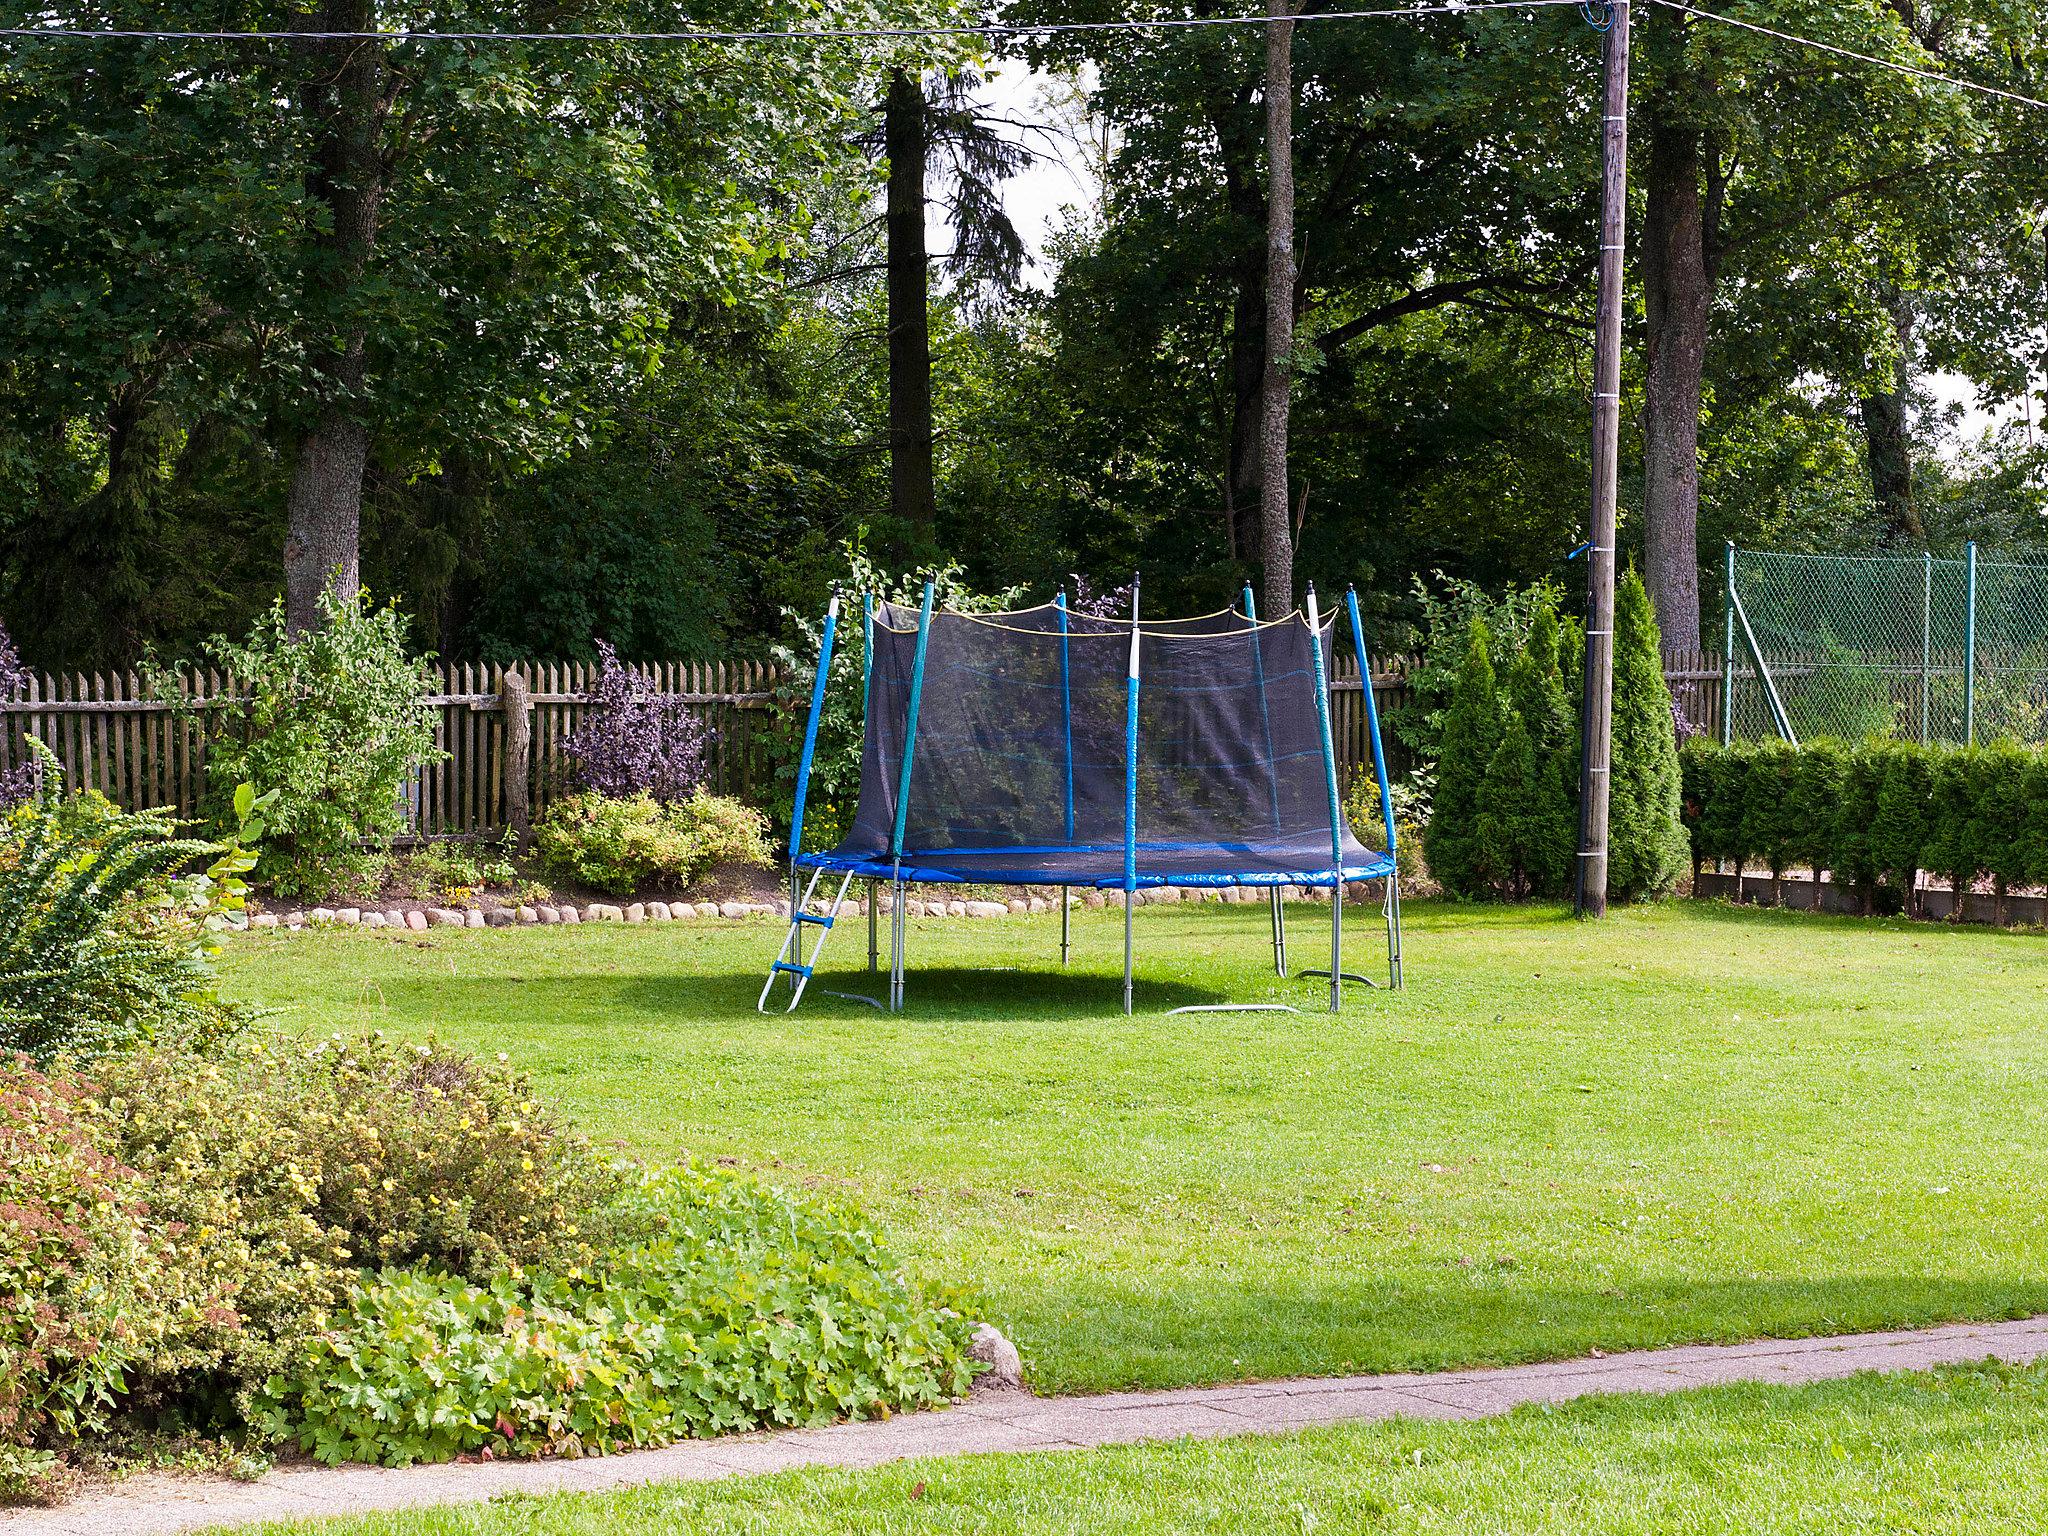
[256,1164,979,1467]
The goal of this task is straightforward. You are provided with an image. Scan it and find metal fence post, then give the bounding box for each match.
[1965,540,1979,746]
[1720,541,1736,747]
[1920,551,1932,745]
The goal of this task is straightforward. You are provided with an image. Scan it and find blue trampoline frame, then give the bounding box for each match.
[763,583,1404,1015]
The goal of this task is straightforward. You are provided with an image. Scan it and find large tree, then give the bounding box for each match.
[1633,0,2048,645]
[0,0,960,645]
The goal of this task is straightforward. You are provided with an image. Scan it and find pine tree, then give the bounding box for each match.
[1425,618,1502,897]
[1607,569,1688,898]
[1508,595,1578,897]
[1475,707,1540,898]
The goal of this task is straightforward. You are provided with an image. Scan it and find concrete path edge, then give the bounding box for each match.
[9,1315,2048,1535]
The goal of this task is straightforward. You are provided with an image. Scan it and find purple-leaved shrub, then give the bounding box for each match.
[560,641,709,804]
[0,621,42,807]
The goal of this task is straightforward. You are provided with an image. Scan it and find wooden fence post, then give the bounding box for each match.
[501,670,532,845]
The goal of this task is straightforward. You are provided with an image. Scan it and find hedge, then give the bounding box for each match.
[1680,737,2048,915]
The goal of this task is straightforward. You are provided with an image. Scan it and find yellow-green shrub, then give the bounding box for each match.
[532,789,772,895]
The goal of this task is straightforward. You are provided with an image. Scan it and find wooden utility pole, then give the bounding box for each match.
[1259,0,1297,618]
[1576,0,1631,918]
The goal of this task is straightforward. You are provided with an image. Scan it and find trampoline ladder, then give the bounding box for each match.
[759,868,870,1014]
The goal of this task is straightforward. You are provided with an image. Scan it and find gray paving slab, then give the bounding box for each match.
[7,1314,2047,1536]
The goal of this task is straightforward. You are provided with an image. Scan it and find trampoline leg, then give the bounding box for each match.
[1269,886,1288,977]
[1387,875,1405,990]
[1329,879,1343,1014]
[867,878,878,974]
[1122,889,1134,1016]
[889,877,907,1011]
[1060,885,1071,966]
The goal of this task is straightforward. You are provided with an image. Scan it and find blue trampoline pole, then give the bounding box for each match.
[1306,587,1345,1014]
[1123,576,1142,1016]
[889,582,937,1011]
[1245,584,1286,978]
[863,591,879,972]
[1056,590,1074,966]
[788,593,841,916]
[1346,585,1402,991]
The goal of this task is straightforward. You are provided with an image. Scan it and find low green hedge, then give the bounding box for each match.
[1680,737,2048,912]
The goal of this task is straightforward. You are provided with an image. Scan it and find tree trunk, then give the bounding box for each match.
[1640,99,1707,652]
[283,0,388,632]
[1224,266,1265,561]
[885,68,936,546]
[1862,295,1922,542]
[1258,0,1296,618]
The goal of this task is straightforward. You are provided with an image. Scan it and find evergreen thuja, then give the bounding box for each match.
[1607,569,1688,899]
[1425,618,1502,897]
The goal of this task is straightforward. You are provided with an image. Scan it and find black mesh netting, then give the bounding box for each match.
[808,601,1387,888]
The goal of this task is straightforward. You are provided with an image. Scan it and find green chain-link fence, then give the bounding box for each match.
[1722,543,2048,747]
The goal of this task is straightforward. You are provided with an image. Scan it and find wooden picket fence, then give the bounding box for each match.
[0,660,782,838]
[0,649,1715,836]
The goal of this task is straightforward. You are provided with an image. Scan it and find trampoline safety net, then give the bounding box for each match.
[807,601,1390,889]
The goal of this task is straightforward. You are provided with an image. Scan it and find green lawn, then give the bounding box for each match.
[225,1361,2048,1535]
[221,898,2048,1395]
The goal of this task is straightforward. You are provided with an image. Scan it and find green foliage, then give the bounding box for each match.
[1682,735,2048,915]
[1423,619,1501,897]
[0,752,263,1064]
[89,1032,622,1418]
[0,1060,166,1496]
[254,1164,979,1468]
[1343,771,1423,884]
[158,589,442,899]
[1422,589,1583,901]
[385,835,542,908]
[1607,571,1688,900]
[1390,574,1565,768]
[533,791,773,896]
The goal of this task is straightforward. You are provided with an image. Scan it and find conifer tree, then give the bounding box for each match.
[1607,569,1688,898]
[1475,707,1540,898]
[1507,594,1578,897]
[1425,618,1501,897]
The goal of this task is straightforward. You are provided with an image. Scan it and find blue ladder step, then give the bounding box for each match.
[771,960,813,978]
[793,912,834,927]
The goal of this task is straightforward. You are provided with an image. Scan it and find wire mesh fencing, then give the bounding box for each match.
[1722,544,2048,747]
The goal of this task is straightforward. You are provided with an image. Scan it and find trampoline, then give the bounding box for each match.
[761,580,1402,1015]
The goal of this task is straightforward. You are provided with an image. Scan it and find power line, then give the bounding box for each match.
[1652,0,2048,112]
[0,0,1587,44]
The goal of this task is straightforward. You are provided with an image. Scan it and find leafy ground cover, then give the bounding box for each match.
[221,898,2048,1396]
[223,1359,2048,1535]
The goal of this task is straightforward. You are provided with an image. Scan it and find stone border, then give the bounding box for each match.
[9,1315,2045,1536]
[230,883,1391,935]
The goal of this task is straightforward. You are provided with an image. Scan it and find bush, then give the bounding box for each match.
[89,1034,621,1416]
[0,766,261,1064]
[1423,619,1502,897]
[0,1059,173,1496]
[560,640,710,804]
[1607,570,1688,899]
[0,624,38,809]
[1682,735,2048,915]
[1344,771,1423,884]
[158,588,442,899]
[256,1164,979,1468]
[533,790,773,896]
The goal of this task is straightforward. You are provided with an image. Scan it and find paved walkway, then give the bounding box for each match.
[11,1315,2048,1535]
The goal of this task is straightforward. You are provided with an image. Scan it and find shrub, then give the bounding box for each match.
[256,1164,978,1468]
[0,766,262,1064]
[0,1059,172,1496]
[90,1034,621,1415]
[157,588,442,899]
[1423,618,1501,897]
[533,789,773,896]
[385,836,544,907]
[560,640,709,804]
[1388,573,1562,768]
[1344,771,1423,884]
[1607,570,1688,899]
[0,624,38,809]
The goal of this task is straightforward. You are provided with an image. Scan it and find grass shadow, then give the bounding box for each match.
[616,965,1227,1019]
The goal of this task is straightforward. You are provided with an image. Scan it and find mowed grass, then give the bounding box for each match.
[220,898,2048,1394]
[228,1361,2048,1536]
